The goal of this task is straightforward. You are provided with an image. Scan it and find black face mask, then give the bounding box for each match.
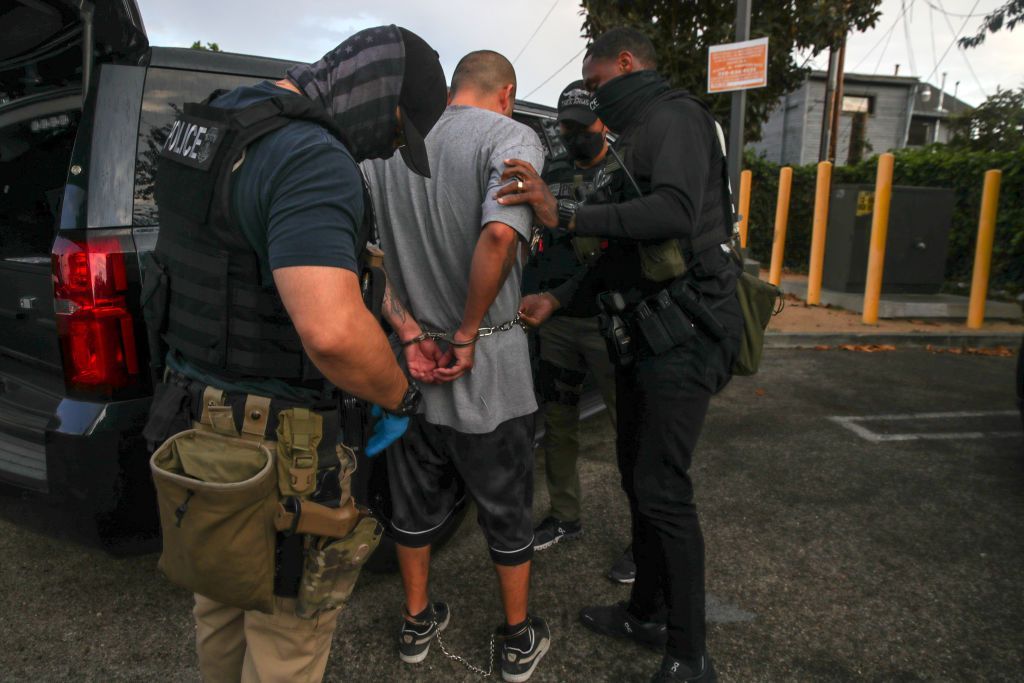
[560,129,605,162]
[592,70,670,134]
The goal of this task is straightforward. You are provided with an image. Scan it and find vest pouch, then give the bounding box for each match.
[639,239,688,282]
[295,515,383,619]
[150,429,278,613]
[571,236,604,266]
[140,252,170,379]
[276,408,323,498]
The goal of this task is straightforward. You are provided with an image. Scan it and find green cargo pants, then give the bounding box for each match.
[538,314,617,523]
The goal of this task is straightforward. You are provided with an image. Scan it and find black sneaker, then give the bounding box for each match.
[499,615,551,682]
[533,516,583,551]
[398,601,450,664]
[607,545,636,583]
[578,601,667,651]
[650,653,717,682]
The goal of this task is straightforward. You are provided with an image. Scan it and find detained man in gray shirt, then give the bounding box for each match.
[362,50,550,682]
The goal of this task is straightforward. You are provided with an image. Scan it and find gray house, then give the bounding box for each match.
[749,70,971,166]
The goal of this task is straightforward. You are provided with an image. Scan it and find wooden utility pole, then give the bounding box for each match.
[828,34,847,163]
[818,47,839,162]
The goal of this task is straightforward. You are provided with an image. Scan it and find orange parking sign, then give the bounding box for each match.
[708,37,769,93]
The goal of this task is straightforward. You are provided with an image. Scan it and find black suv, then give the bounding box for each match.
[0,1,566,552]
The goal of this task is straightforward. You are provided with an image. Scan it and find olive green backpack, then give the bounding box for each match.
[708,115,782,376]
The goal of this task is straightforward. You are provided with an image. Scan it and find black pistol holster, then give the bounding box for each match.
[597,291,635,367]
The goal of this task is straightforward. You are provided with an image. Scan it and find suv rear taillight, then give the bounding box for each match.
[52,233,141,398]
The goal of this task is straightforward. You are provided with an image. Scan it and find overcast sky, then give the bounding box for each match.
[136,0,1021,107]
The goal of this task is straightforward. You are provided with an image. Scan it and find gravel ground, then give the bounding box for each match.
[1,348,1021,682]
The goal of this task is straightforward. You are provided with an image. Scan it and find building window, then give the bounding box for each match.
[842,95,874,114]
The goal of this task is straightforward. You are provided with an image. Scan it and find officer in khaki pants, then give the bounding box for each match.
[519,83,626,580]
[142,25,447,681]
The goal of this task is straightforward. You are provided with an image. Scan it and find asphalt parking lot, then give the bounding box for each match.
[1,348,1021,682]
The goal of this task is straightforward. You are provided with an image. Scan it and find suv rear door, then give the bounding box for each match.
[0,0,146,490]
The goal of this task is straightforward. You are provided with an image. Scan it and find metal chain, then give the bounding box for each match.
[432,620,496,678]
[402,313,527,347]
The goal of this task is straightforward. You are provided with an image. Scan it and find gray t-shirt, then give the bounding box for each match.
[363,105,545,434]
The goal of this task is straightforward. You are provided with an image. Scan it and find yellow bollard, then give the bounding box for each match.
[966,170,1002,329]
[806,161,833,305]
[862,153,895,324]
[768,167,793,286]
[738,170,752,249]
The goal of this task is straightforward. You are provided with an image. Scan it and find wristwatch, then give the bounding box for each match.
[390,379,422,418]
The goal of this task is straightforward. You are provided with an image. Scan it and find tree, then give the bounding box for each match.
[190,41,221,51]
[947,87,1024,151]
[959,0,1024,49]
[579,0,882,140]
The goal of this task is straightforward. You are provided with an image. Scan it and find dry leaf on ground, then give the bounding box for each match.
[839,344,897,353]
[926,345,1014,357]
[813,345,832,351]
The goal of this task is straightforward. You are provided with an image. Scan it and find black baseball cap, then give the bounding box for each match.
[397,27,447,178]
[557,80,597,126]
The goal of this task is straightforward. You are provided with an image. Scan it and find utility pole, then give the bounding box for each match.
[827,33,847,163]
[819,47,839,162]
[727,0,751,194]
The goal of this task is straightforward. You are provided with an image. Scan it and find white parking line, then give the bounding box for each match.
[827,411,1021,443]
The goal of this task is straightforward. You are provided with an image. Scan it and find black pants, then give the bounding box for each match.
[617,296,741,662]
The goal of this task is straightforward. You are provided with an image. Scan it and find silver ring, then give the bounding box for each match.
[516,180,524,192]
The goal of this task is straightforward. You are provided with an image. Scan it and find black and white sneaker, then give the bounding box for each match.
[650,653,717,682]
[579,601,667,651]
[499,615,551,682]
[398,601,451,664]
[533,516,583,551]
[607,544,636,583]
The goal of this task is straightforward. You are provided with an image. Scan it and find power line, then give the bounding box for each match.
[924,0,982,83]
[928,4,939,75]
[922,0,990,19]
[511,0,560,65]
[522,46,586,99]
[902,0,918,74]
[929,0,988,100]
[848,0,915,73]
[872,6,902,74]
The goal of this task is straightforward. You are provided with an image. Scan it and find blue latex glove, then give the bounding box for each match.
[365,404,410,457]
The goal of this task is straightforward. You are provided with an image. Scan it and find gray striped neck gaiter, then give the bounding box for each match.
[286,25,404,162]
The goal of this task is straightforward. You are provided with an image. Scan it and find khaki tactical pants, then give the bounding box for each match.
[538,315,618,522]
[194,594,341,683]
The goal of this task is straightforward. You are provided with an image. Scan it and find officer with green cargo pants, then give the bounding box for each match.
[523,83,625,576]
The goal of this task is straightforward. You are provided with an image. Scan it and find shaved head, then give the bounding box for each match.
[450,50,516,96]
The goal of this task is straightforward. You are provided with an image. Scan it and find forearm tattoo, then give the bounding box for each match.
[383,284,408,325]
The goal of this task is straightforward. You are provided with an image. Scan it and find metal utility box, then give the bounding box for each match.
[823,184,955,294]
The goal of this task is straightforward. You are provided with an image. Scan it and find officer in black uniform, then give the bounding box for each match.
[511,27,743,683]
[141,26,446,682]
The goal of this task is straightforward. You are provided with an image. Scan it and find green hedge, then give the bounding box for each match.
[742,146,1024,295]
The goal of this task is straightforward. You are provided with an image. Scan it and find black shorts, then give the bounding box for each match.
[387,413,535,566]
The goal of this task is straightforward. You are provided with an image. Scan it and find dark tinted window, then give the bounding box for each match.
[133,68,262,226]
[514,112,566,165]
[907,118,932,146]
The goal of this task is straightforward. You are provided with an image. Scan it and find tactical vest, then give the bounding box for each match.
[151,91,367,386]
[612,90,733,278]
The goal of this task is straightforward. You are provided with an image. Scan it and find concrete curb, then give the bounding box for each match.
[766,332,1024,349]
